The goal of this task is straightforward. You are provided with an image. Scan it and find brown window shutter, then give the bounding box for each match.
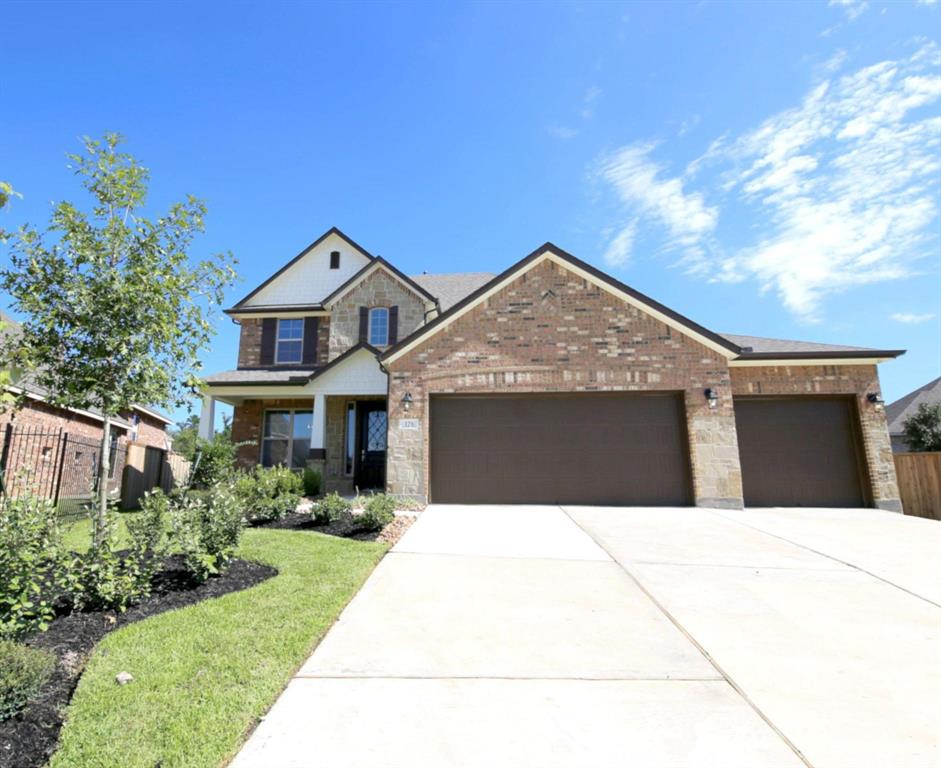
[302,317,319,365]
[260,318,277,365]
[389,305,399,345]
[358,306,369,343]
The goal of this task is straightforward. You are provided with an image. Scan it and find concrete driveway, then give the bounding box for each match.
[231,505,941,768]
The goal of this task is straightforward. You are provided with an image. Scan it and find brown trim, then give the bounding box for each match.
[321,257,438,306]
[225,304,325,316]
[381,242,744,362]
[734,349,905,361]
[228,227,376,310]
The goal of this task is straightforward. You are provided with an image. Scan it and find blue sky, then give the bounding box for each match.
[2,0,939,427]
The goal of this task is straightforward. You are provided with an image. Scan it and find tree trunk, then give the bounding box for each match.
[94,414,112,548]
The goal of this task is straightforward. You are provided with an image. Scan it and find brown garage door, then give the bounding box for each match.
[734,396,868,507]
[429,392,692,505]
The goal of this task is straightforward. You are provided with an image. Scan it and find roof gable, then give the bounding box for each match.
[382,243,743,364]
[231,227,375,309]
[323,257,438,307]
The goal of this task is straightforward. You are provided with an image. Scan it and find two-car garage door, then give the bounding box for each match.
[429,392,692,505]
[429,392,869,508]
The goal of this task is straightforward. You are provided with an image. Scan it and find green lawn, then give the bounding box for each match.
[61,511,138,552]
[50,528,387,768]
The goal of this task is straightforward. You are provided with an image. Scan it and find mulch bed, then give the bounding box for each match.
[0,556,276,768]
[254,510,415,546]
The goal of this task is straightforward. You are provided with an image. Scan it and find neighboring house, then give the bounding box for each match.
[201,227,905,510]
[885,376,941,452]
[0,310,174,500]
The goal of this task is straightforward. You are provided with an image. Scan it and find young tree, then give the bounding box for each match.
[0,135,235,545]
[902,402,941,452]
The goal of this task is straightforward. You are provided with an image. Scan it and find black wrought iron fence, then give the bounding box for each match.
[0,424,127,519]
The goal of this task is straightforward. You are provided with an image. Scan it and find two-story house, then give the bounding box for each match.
[200,227,904,510]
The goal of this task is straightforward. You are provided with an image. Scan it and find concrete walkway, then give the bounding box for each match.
[231,505,941,768]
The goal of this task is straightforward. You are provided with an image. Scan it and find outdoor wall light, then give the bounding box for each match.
[867,392,885,411]
[401,392,414,412]
[704,388,719,409]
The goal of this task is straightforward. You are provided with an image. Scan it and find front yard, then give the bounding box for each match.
[45,527,385,768]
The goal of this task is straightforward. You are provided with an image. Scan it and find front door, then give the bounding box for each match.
[355,401,387,490]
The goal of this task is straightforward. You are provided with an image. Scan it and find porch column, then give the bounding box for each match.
[311,393,326,453]
[198,395,215,441]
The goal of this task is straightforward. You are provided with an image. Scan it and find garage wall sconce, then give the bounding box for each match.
[400,392,414,412]
[704,388,719,409]
[867,392,885,411]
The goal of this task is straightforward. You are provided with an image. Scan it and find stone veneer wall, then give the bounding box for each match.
[328,270,427,361]
[237,316,330,369]
[385,258,743,507]
[730,364,901,511]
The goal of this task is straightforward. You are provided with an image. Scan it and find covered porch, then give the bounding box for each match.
[199,346,389,494]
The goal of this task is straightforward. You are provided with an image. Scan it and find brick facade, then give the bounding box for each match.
[385,258,743,507]
[0,399,130,497]
[328,270,427,360]
[729,364,901,511]
[237,316,330,369]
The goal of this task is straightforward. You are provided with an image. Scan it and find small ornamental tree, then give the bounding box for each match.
[0,134,235,545]
[902,402,941,452]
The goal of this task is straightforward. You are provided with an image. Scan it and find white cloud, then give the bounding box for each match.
[582,86,602,119]
[598,44,941,321]
[915,0,937,6]
[891,312,936,324]
[599,142,717,251]
[603,221,637,267]
[546,125,578,140]
[829,0,868,20]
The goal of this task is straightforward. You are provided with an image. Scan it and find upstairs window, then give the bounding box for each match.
[368,307,389,346]
[275,318,304,364]
[330,250,341,269]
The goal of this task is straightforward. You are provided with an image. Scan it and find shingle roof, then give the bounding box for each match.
[411,273,495,311]
[719,334,877,355]
[885,376,941,435]
[203,368,316,385]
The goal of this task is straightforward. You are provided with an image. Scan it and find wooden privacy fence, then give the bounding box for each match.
[120,443,192,510]
[894,452,941,521]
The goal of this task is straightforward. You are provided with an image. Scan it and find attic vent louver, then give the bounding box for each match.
[330,251,340,269]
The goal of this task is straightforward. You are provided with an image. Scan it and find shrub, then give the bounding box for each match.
[238,466,303,523]
[302,467,322,496]
[0,495,67,638]
[70,509,153,613]
[169,483,244,582]
[354,493,396,532]
[0,639,55,721]
[311,491,352,526]
[189,433,238,489]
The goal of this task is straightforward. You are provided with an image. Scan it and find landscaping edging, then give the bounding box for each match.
[0,556,276,768]
[254,511,415,546]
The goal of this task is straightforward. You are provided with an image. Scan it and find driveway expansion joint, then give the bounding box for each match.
[558,505,817,768]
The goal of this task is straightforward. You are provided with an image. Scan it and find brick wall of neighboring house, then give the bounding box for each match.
[120,410,170,450]
[231,397,314,468]
[385,257,743,507]
[329,270,427,361]
[0,398,129,498]
[237,316,330,369]
[730,364,901,511]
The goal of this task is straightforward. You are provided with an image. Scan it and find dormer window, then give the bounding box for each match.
[329,250,341,269]
[368,307,389,346]
[275,318,304,363]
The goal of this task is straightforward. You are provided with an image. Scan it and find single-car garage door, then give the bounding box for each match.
[734,396,868,507]
[429,392,692,505]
